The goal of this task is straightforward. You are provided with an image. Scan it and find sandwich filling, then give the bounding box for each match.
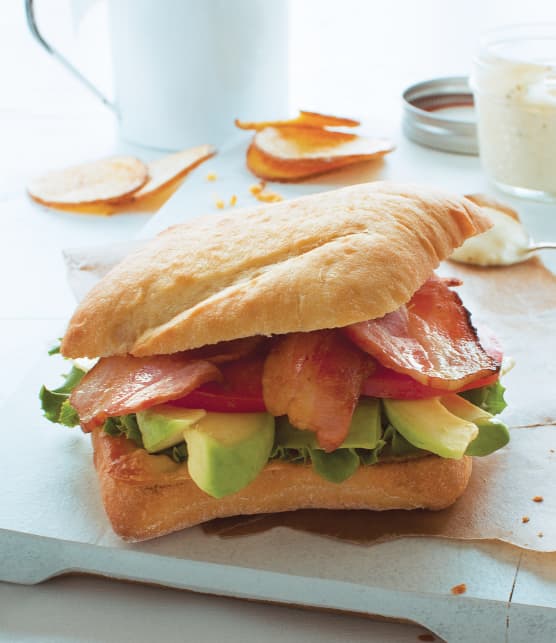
[41,274,509,498]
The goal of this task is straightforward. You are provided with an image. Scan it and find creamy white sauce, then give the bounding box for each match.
[472,34,556,195]
[450,206,531,266]
[72,357,97,372]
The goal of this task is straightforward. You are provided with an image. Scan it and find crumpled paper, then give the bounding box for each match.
[63,241,142,302]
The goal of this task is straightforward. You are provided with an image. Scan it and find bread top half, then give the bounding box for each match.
[60,182,491,358]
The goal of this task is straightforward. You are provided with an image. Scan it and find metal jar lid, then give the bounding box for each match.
[402,76,478,155]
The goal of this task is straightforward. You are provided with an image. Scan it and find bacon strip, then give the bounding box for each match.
[70,355,221,432]
[262,330,371,452]
[344,276,499,391]
[181,336,267,364]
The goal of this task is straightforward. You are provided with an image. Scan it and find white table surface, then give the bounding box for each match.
[2,2,555,642]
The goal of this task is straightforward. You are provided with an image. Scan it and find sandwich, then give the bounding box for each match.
[40,182,510,541]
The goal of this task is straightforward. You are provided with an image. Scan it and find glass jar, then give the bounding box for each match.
[471,25,556,201]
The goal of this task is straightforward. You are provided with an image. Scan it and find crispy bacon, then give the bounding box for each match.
[181,336,267,364]
[344,275,499,391]
[262,330,371,452]
[70,355,221,432]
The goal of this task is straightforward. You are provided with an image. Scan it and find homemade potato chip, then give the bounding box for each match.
[254,126,393,160]
[237,109,395,182]
[246,126,394,181]
[235,110,360,131]
[123,144,216,202]
[43,179,185,216]
[28,145,216,215]
[246,143,359,182]
[27,156,148,206]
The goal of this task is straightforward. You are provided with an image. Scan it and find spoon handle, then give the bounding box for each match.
[527,242,556,252]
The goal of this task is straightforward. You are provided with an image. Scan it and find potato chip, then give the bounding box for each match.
[255,126,393,160]
[44,178,185,216]
[235,110,359,131]
[246,143,358,182]
[247,126,394,181]
[27,156,148,206]
[124,144,216,202]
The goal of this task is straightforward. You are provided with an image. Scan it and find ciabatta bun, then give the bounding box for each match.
[61,182,490,359]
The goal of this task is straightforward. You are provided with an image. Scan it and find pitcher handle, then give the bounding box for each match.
[25,0,117,112]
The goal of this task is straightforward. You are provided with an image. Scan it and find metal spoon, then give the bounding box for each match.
[524,242,556,253]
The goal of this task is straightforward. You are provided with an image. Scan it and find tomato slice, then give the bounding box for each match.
[361,361,500,399]
[362,331,503,399]
[169,354,267,412]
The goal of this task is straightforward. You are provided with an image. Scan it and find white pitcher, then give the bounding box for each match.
[26,0,289,150]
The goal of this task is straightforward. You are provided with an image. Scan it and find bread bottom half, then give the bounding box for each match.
[91,428,473,542]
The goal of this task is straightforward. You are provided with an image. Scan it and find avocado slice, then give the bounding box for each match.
[184,412,275,499]
[276,398,382,450]
[441,394,510,456]
[136,405,206,453]
[383,397,478,459]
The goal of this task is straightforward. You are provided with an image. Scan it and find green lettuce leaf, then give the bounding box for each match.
[58,399,81,426]
[270,418,431,483]
[103,415,143,447]
[157,441,188,463]
[270,444,311,464]
[47,340,62,356]
[39,365,86,426]
[357,440,387,465]
[310,448,360,483]
[460,380,507,415]
[172,442,188,463]
[272,442,362,483]
[391,426,425,457]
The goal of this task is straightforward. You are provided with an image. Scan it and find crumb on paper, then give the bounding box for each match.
[207,172,217,181]
[417,634,436,642]
[550,449,555,453]
[215,199,225,209]
[532,496,544,503]
[522,516,530,524]
[451,583,467,595]
[230,195,237,207]
[249,181,266,195]
[538,532,544,538]
[256,191,283,203]
[249,180,283,203]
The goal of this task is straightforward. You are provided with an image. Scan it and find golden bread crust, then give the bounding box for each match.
[92,429,472,542]
[61,182,490,358]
